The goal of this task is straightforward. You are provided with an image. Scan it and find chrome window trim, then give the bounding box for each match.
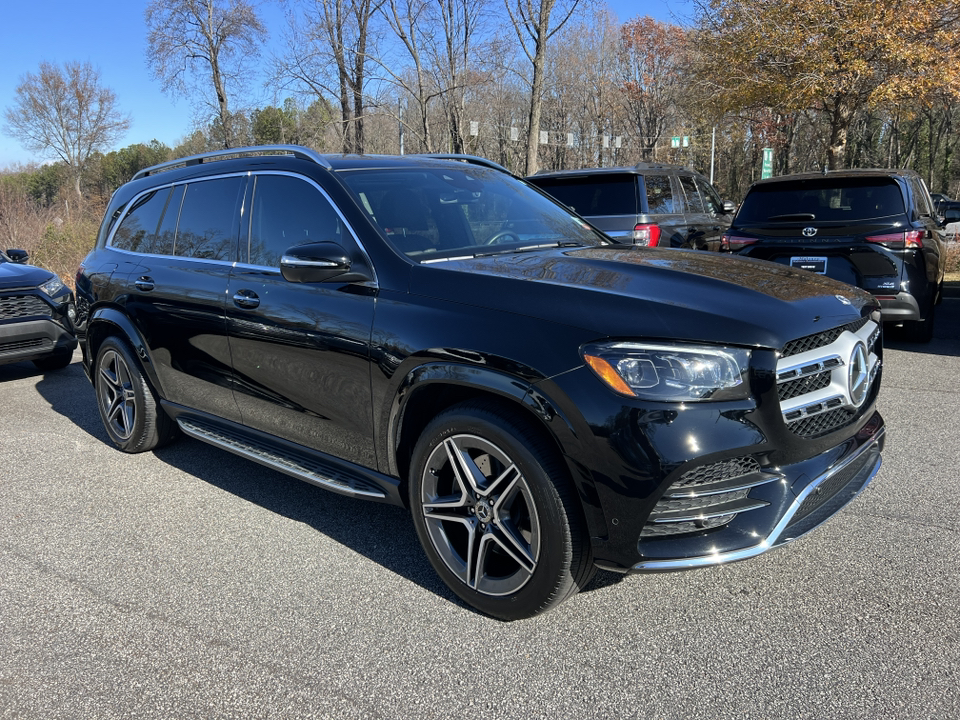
[106,171,250,255]
[105,170,378,286]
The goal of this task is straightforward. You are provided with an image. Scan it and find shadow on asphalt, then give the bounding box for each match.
[14,353,623,614]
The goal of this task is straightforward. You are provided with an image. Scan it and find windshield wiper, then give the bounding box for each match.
[766,213,816,221]
[472,241,580,258]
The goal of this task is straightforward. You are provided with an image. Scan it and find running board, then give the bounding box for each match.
[176,416,390,501]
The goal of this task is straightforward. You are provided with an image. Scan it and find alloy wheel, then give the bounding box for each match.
[97,349,137,441]
[420,434,541,596]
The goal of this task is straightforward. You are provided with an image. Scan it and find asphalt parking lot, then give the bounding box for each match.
[1,301,959,720]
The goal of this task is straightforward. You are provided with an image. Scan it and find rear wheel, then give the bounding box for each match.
[409,400,594,620]
[94,337,176,452]
[906,296,936,343]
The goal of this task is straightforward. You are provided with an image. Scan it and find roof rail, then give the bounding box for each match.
[413,153,512,175]
[132,144,333,181]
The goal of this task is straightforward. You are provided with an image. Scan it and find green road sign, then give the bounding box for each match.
[761,148,774,179]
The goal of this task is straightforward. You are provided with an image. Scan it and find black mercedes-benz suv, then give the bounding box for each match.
[722,169,947,342]
[76,146,885,620]
[0,248,77,371]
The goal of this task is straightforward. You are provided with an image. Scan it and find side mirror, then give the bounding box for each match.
[722,201,736,214]
[280,242,367,283]
[6,248,29,263]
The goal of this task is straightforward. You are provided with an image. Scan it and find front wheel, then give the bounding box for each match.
[94,337,176,452]
[409,400,594,620]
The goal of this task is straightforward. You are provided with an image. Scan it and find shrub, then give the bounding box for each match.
[944,242,960,275]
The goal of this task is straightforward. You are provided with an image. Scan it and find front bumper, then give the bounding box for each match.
[630,420,883,571]
[0,317,77,366]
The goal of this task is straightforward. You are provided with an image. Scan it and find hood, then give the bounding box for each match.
[410,246,876,350]
[0,261,55,290]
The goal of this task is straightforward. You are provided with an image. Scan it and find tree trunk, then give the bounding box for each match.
[826,101,853,170]
[525,36,548,176]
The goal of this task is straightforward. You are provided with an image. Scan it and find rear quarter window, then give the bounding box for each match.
[736,177,907,223]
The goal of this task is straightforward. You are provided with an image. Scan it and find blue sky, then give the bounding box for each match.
[0,0,694,168]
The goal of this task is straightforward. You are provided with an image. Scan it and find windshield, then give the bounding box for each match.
[338,165,607,261]
[737,177,906,224]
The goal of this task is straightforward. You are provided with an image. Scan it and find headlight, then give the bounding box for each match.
[582,342,752,401]
[38,276,66,299]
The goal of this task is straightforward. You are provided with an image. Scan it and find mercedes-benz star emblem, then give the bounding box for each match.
[802,227,818,237]
[848,342,869,407]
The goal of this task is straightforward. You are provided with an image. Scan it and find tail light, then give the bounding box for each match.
[632,223,661,247]
[865,230,924,248]
[720,234,758,252]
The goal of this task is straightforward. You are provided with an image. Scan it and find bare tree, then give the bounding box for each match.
[146,0,266,149]
[381,0,438,151]
[276,0,384,154]
[504,0,583,175]
[3,61,130,200]
[431,0,488,154]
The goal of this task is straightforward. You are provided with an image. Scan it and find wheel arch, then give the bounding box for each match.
[86,307,164,396]
[387,362,606,541]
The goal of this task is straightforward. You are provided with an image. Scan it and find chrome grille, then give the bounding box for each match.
[781,317,869,358]
[778,317,880,438]
[0,294,51,320]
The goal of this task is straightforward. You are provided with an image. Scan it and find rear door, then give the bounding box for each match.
[110,175,245,422]
[733,177,906,294]
[673,174,716,250]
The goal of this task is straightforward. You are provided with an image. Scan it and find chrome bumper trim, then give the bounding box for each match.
[631,427,884,571]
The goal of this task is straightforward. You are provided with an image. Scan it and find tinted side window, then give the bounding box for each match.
[532,175,638,216]
[247,175,346,267]
[153,184,185,256]
[642,175,676,214]
[678,175,705,213]
[174,177,244,261]
[697,178,724,215]
[111,188,170,252]
[910,177,932,217]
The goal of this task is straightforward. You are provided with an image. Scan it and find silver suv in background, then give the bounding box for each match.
[527,163,735,250]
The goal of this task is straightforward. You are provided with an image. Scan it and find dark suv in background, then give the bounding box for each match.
[527,163,735,250]
[723,169,947,342]
[0,248,77,371]
[76,147,885,620]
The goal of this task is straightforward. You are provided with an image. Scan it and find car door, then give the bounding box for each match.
[695,176,733,252]
[112,175,245,422]
[640,173,688,247]
[225,172,378,468]
[675,174,715,250]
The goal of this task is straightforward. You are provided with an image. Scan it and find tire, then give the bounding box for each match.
[94,336,176,453]
[409,400,595,620]
[33,350,73,372]
[906,297,935,343]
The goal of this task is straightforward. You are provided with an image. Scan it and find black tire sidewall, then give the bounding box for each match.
[409,404,577,620]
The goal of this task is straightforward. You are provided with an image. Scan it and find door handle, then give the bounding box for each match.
[134,276,155,292]
[233,290,260,309]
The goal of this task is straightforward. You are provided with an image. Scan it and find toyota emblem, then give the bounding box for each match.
[802,227,818,237]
